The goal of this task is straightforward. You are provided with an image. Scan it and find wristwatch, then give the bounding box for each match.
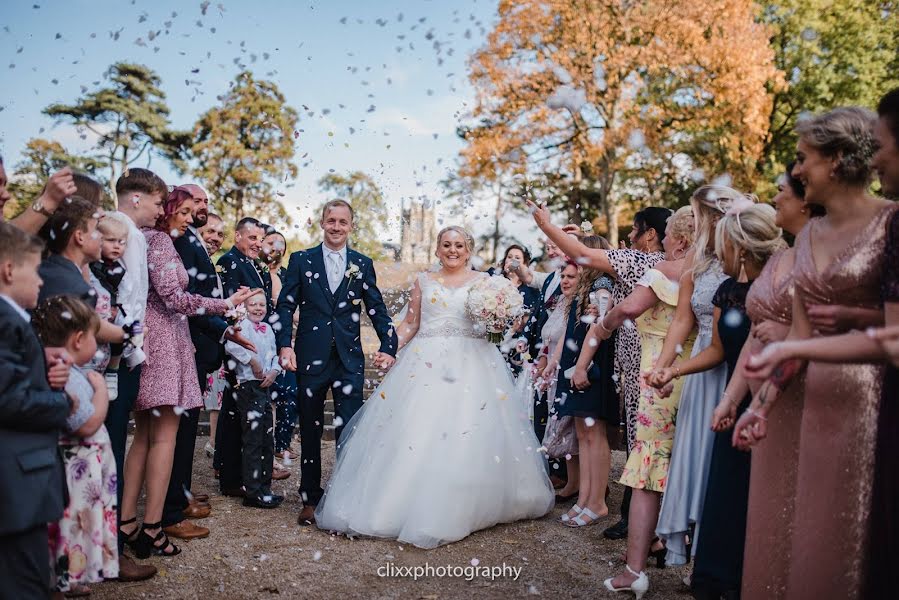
[31,198,56,217]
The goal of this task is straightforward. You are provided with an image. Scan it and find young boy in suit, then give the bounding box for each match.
[0,221,72,598]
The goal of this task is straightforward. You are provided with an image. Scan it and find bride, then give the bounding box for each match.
[314,226,555,548]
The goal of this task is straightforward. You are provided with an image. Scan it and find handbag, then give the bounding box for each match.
[542,413,578,458]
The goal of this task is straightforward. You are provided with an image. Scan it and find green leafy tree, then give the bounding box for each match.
[5,138,107,218]
[43,62,189,193]
[191,71,298,227]
[311,171,391,260]
[757,0,899,193]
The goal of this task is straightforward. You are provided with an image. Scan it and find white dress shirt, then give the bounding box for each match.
[323,244,347,294]
[114,212,149,367]
[224,317,283,384]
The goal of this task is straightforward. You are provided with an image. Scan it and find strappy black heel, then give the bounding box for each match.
[118,516,140,550]
[649,537,667,569]
[133,521,181,558]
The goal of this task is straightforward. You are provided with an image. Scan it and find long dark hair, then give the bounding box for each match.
[785,162,825,217]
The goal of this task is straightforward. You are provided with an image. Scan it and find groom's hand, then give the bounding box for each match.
[279,347,297,372]
[373,351,395,371]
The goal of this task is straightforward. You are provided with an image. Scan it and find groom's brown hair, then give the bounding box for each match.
[321,199,354,222]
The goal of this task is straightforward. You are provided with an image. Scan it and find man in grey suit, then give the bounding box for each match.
[0,222,72,599]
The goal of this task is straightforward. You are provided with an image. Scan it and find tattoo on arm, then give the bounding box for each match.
[769,359,804,392]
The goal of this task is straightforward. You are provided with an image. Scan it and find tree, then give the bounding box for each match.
[311,171,391,260]
[5,138,108,218]
[191,71,298,227]
[756,0,899,193]
[459,0,780,243]
[43,62,188,192]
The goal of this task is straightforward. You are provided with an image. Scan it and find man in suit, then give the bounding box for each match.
[277,199,398,526]
[215,217,272,495]
[0,222,72,597]
[162,185,256,539]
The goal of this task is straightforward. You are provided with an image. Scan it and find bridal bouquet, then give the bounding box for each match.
[465,275,526,344]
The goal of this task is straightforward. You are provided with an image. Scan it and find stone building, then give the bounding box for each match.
[399,201,436,264]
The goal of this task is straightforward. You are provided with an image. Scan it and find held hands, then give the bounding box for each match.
[373,351,396,371]
[647,367,676,389]
[732,404,768,451]
[711,398,737,432]
[571,366,590,391]
[279,348,297,372]
[260,369,279,388]
[44,348,72,390]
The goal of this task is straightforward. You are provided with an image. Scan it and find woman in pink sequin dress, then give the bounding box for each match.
[120,188,256,558]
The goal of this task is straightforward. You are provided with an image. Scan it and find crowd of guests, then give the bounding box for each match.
[0,162,312,597]
[506,89,899,600]
[1,86,898,600]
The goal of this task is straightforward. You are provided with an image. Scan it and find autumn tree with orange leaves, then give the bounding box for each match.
[459,0,781,243]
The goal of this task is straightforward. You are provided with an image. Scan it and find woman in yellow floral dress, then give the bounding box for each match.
[576,206,695,594]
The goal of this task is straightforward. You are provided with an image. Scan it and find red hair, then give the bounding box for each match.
[156,186,194,233]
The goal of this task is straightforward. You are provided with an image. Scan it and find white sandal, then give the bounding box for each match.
[603,564,649,599]
[560,503,582,523]
[566,507,602,527]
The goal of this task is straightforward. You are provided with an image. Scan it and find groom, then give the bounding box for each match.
[277,199,397,526]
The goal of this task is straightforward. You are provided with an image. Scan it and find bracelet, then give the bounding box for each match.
[673,366,681,379]
[598,316,612,334]
[745,408,767,421]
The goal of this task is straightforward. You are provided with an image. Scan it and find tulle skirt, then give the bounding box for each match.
[314,334,555,549]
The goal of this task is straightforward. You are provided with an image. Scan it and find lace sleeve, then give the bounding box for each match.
[883,209,899,303]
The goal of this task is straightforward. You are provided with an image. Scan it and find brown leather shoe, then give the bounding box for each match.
[163,520,210,540]
[189,498,211,509]
[183,503,211,519]
[191,493,210,503]
[117,555,157,581]
[297,505,316,526]
[272,467,291,481]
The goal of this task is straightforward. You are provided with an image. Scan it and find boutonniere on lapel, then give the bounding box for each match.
[215,264,225,275]
[345,262,362,282]
[254,258,270,275]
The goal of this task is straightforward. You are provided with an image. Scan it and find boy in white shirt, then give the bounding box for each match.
[224,291,283,508]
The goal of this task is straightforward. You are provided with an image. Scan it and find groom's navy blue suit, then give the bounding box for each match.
[276,243,396,505]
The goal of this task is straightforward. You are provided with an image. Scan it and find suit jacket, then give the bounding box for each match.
[174,228,228,374]
[216,246,274,316]
[276,244,397,376]
[0,299,69,535]
[526,271,562,357]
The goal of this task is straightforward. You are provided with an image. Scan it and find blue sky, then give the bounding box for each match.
[1,0,543,249]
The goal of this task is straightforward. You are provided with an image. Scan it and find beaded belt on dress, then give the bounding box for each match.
[417,324,483,339]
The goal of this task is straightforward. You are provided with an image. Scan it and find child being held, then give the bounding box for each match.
[224,291,283,508]
[32,295,119,595]
[89,212,137,399]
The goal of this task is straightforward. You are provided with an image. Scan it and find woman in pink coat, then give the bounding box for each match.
[120,187,256,558]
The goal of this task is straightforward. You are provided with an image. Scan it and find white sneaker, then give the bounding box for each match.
[105,371,119,401]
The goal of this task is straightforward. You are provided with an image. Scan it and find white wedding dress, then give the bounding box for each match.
[314,272,555,549]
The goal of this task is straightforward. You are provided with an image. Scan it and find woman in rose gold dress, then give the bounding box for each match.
[737,166,820,599]
[736,107,897,600]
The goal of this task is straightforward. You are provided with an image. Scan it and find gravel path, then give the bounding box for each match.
[92,441,691,599]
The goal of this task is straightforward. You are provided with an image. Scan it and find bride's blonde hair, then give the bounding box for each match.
[435,226,476,256]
